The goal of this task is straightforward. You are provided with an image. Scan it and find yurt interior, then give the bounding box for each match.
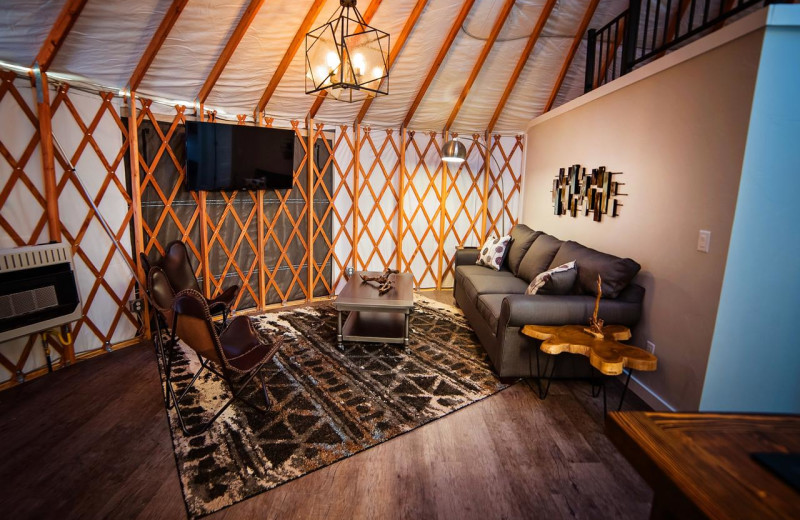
[0,0,798,518]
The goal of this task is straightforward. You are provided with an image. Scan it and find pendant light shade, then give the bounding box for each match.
[442,138,467,163]
[305,0,390,102]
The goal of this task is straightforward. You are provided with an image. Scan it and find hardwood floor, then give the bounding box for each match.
[0,291,654,519]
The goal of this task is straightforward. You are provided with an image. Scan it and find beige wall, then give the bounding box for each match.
[522,30,763,410]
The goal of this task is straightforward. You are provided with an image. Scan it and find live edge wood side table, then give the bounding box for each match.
[606,412,800,520]
[520,324,657,412]
[333,272,414,349]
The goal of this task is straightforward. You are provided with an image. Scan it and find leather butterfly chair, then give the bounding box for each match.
[149,268,283,435]
[140,240,239,324]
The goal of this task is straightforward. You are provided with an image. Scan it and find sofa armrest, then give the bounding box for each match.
[500,294,590,328]
[615,283,645,304]
[454,247,479,267]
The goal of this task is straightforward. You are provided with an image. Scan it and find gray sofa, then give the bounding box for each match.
[453,224,644,379]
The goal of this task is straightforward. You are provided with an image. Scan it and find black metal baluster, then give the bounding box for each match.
[597,30,605,86]
[652,0,662,52]
[663,0,673,47]
[585,29,597,93]
[622,0,641,74]
[642,0,652,58]
[703,0,710,25]
[611,20,619,81]
[687,0,698,35]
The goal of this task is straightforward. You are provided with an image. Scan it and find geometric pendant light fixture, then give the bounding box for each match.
[305,0,390,102]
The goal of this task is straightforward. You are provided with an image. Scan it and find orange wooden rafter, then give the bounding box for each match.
[444,0,516,132]
[256,0,327,116]
[197,0,266,104]
[355,0,429,124]
[33,0,88,71]
[544,0,600,113]
[403,0,476,128]
[307,0,384,119]
[487,0,557,133]
[128,0,189,91]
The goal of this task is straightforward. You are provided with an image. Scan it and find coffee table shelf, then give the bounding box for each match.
[334,271,414,349]
[341,310,408,345]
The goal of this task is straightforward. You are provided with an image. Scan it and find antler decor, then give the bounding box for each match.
[584,275,605,339]
[360,268,399,295]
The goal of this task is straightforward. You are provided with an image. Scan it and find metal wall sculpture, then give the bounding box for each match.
[552,164,626,222]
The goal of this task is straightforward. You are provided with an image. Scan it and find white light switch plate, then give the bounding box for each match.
[697,230,711,253]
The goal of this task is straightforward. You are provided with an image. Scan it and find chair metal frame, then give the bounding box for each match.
[147,273,278,436]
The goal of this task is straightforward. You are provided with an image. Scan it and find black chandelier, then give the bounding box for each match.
[305,0,390,102]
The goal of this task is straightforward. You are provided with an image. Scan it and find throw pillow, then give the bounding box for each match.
[549,241,640,298]
[476,235,512,271]
[525,260,577,295]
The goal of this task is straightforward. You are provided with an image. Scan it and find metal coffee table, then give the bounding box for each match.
[333,271,414,349]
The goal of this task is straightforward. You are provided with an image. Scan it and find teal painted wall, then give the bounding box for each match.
[701,17,800,412]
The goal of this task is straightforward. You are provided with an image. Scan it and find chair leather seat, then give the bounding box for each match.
[208,285,239,310]
[219,316,278,372]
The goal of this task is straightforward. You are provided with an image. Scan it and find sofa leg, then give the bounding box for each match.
[499,377,520,385]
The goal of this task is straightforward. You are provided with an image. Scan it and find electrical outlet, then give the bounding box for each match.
[646,341,656,354]
[697,230,711,253]
[129,298,144,313]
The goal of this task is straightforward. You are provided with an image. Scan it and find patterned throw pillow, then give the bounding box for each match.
[526,260,577,295]
[476,235,512,271]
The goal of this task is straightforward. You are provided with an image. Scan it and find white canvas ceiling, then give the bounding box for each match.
[0,0,633,133]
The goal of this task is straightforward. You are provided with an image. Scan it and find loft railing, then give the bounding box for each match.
[585,0,780,92]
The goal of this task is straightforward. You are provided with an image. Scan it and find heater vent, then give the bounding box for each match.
[0,286,58,319]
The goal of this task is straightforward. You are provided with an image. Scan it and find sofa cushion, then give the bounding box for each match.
[455,264,496,282]
[455,264,507,292]
[506,224,541,276]
[476,293,506,335]
[461,271,529,302]
[550,241,641,299]
[517,233,563,282]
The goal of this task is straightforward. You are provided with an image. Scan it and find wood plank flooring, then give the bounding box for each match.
[0,291,654,519]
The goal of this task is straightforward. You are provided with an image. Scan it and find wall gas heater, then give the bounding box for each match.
[0,242,82,343]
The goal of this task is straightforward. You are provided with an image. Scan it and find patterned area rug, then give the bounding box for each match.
[160,295,507,518]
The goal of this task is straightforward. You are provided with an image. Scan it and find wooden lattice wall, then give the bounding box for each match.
[0,74,141,388]
[0,69,524,389]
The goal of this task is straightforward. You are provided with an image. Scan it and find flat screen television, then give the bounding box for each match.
[185,121,295,191]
